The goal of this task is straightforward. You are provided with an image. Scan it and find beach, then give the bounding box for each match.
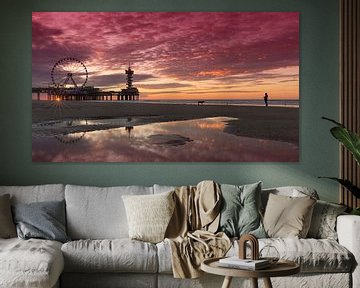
[32,100,299,145]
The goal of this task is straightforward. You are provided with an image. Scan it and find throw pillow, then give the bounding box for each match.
[122,190,175,243]
[0,194,16,238]
[12,200,70,243]
[307,200,347,240]
[261,186,319,214]
[218,182,266,238]
[263,193,316,238]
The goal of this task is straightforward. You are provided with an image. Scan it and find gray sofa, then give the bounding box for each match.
[0,184,359,288]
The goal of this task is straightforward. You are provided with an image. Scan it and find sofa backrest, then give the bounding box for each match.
[65,184,153,240]
[0,184,320,240]
[0,184,65,204]
[153,184,176,194]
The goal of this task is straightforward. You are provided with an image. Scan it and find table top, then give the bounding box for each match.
[201,257,300,278]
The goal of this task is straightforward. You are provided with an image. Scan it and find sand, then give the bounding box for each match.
[32,100,299,144]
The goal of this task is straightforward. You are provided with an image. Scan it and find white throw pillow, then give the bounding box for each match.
[122,191,175,243]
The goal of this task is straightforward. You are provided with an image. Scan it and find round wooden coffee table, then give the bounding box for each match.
[201,257,300,288]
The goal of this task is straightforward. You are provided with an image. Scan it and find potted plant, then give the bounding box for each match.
[320,117,360,215]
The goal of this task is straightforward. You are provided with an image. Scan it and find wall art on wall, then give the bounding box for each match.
[32,12,299,162]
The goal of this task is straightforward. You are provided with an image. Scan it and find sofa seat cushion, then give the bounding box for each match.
[61,239,158,273]
[157,238,353,274]
[0,238,64,288]
[261,238,353,273]
[231,238,353,273]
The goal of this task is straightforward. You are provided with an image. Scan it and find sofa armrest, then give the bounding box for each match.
[337,215,360,288]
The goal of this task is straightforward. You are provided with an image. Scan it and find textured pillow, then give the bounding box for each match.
[12,200,70,243]
[263,193,316,238]
[218,182,266,238]
[122,191,175,243]
[307,200,347,240]
[0,194,16,238]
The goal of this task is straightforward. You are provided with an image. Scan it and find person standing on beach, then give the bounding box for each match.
[264,92,269,107]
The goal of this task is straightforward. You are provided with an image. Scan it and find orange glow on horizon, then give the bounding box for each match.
[135,65,298,100]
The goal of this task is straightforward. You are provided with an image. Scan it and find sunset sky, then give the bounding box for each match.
[32,12,299,100]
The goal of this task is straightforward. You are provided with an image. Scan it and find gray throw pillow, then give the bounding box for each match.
[12,200,70,243]
[307,200,347,240]
[0,194,16,238]
[218,182,266,238]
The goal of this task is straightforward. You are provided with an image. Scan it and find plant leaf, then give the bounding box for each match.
[321,116,344,127]
[322,116,360,165]
[319,177,360,198]
[330,126,360,165]
[351,208,360,215]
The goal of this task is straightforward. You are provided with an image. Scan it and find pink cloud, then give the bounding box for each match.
[32,12,299,96]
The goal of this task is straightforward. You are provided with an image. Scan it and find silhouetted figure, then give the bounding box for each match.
[264,93,269,107]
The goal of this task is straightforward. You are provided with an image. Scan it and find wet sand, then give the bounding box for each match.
[32,101,299,144]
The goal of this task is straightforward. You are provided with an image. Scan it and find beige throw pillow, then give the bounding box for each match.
[0,194,17,238]
[122,191,175,243]
[263,193,316,238]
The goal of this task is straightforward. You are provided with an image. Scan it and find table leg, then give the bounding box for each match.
[221,276,233,288]
[263,277,273,288]
[251,278,258,288]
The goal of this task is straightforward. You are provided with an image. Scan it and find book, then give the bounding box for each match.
[218,257,271,270]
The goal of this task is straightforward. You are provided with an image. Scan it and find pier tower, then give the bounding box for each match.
[119,63,139,101]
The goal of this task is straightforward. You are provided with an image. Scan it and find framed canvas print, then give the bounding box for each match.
[32,12,299,162]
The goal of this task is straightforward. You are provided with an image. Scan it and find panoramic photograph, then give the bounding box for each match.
[32,12,299,162]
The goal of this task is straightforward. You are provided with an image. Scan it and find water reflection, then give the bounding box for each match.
[32,117,299,162]
[125,117,134,138]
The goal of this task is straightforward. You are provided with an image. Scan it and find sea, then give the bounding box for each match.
[142,99,299,107]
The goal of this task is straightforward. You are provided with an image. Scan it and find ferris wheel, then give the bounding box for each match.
[51,57,88,88]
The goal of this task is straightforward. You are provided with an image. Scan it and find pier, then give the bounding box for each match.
[33,62,140,102]
[32,87,138,101]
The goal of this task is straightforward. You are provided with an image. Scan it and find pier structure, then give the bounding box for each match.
[32,86,118,101]
[32,61,140,101]
[119,64,139,101]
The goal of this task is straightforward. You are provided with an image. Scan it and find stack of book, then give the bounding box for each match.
[218,257,271,270]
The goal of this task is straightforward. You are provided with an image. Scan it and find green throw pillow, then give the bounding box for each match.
[218,182,266,238]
